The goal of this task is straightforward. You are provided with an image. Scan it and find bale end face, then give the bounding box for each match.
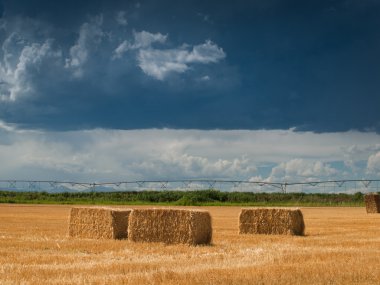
[128,208,212,245]
[69,207,131,239]
[364,194,380,214]
[239,208,305,236]
[189,211,212,245]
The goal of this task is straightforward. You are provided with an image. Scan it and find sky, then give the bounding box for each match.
[0,0,379,188]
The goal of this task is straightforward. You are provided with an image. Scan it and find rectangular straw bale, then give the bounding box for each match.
[69,207,131,239]
[364,193,380,213]
[239,208,305,236]
[128,208,212,245]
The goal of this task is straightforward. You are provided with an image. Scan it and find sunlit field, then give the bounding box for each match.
[1,204,379,284]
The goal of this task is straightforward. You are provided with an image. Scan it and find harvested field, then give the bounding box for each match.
[1,204,380,284]
[239,208,305,236]
[128,208,212,245]
[69,207,131,239]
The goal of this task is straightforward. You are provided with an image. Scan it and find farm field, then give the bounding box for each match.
[0,205,379,284]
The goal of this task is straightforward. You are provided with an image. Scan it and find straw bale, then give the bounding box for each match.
[239,208,305,236]
[69,207,131,239]
[128,208,212,245]
[364,193,380,214]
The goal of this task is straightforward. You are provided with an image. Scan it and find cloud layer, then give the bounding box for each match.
[0,124,379,186]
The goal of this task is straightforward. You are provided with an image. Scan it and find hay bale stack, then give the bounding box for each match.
[239,208,305,236]
[128,208,212,245]
[364,193,380,213]
[69,207,132,239]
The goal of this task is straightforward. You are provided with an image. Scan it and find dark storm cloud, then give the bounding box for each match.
[0,0,379,132]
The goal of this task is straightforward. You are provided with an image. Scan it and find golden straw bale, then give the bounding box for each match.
[128,208,212,245]
[69,207,131,239]
[239,208,305,236]
[364,193,380,214]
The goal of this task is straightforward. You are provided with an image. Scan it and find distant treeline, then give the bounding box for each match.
[0,190,372,206]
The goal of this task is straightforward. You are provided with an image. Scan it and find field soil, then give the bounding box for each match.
[0,205,379,284]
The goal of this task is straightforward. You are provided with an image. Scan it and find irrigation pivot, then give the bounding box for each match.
[0,179,379,193]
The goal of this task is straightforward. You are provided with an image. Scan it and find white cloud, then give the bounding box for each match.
[138,49,189,80]
[0,15,227,104]
[0,120,18,132]
[112,30,225,80]
[113,40,130,59]
[115,11,128,26]
[0,38,62,101]
[133,30,167,48]
[248,175,263,182]
[200,75,210,81]
[0,128,257,181]
[0,128,379,183]
[113,30,167,59]
[342,144,380,174]
[132,153,256,180]
[186,40,226,64]
[367,151,380,175]
[65,15,104,78]
[137,40,226,80]
[0,120,35,134]
[267,158,338,182]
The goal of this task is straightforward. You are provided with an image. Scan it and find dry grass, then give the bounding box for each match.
[239,208,305,236]
[128,208,212,245]
[364,193,380,213]
[1,204,380,284]
[69,207,131,239]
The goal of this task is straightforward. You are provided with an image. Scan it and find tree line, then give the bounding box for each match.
[0,190,370,206]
